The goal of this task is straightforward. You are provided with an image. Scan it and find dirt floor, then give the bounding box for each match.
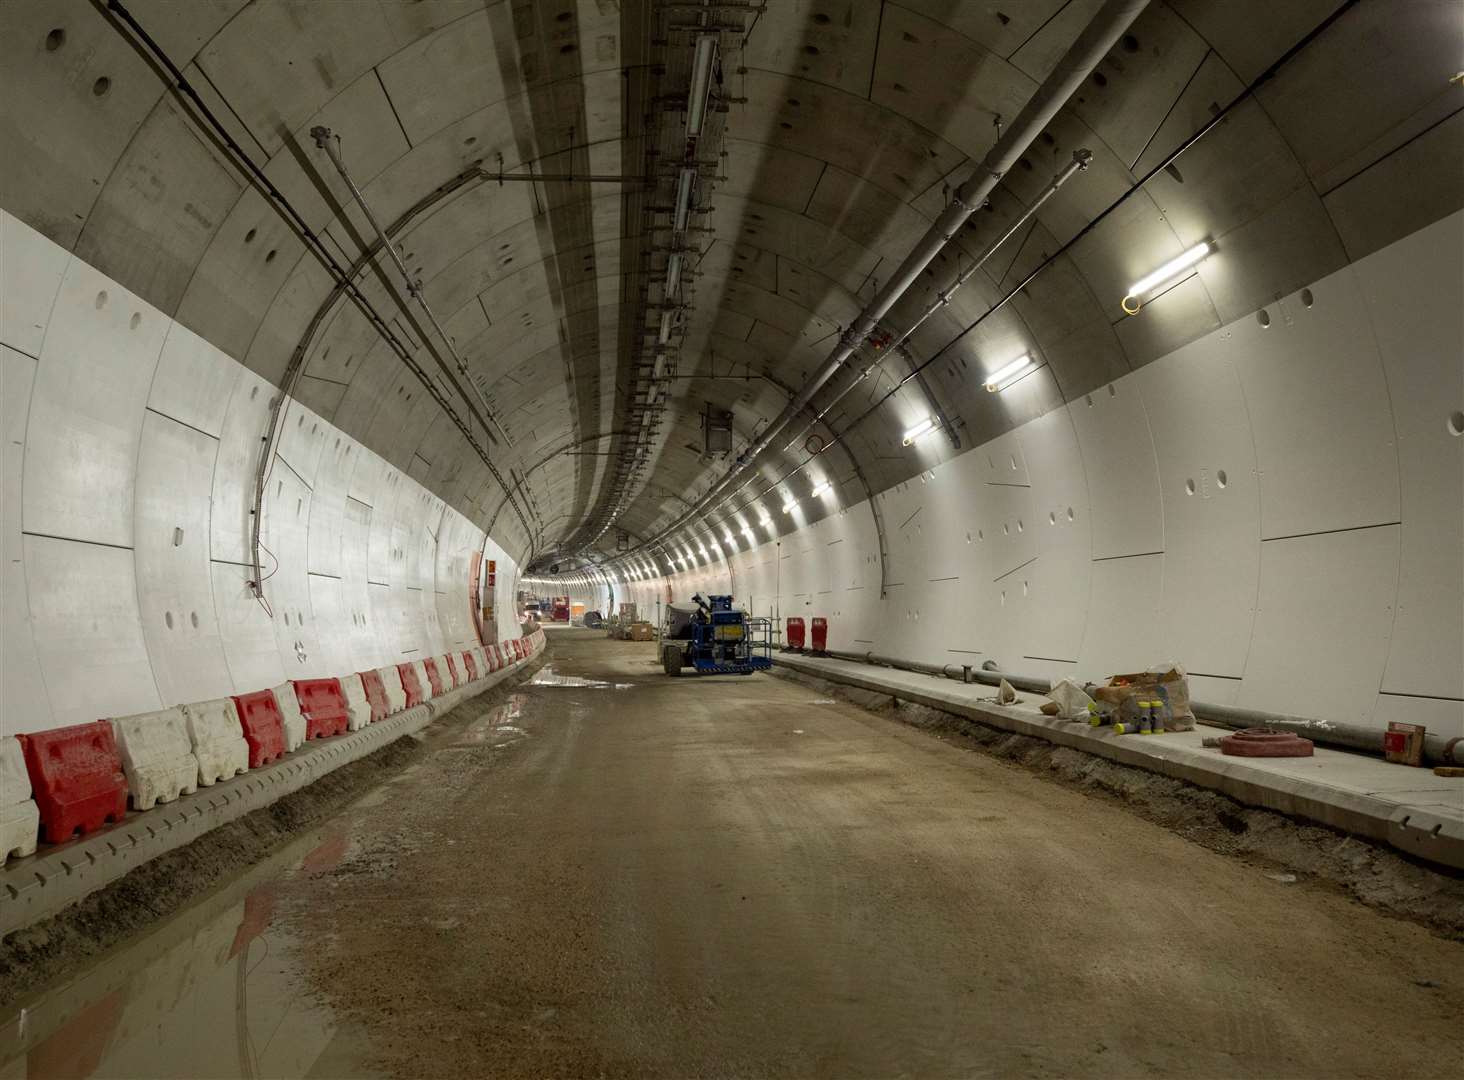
[5,629,1463,1078]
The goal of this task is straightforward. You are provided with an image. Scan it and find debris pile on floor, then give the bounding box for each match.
[1039,665,1196,735]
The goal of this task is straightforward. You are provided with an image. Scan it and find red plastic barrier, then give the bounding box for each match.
[512,639,525,660]
[461,651,479,681]
[486,645,501,672]
[18,721,128,843]
[292,678,349,740]
[357,669,389,724]
[786,617,806,651]
[499,642,513,665]
[810,617,828,654]
[231,689,286,768]
[397,662,424,708]
[422,657,445,697]
[444,654,461,688]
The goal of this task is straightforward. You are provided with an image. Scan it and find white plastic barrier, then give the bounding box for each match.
[182,699,250,786]
[441,654,463,689]
[474,647,489,678]
[110,708,199,811]
[377,666,407,715]
[1,736,39,862]
[271,683,307,752]
[413,659,434,699]
[340,673,372,731]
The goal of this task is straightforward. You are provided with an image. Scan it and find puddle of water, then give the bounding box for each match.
[1,827,380,1080]
[454,695,530,748]
[528,667,633,690]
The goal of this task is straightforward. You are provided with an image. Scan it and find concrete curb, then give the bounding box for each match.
[774,654,1464,872]
[1,655,545,939]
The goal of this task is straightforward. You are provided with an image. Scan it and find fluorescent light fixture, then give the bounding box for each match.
[811,480,831,498]
[674,167,695,232]
[658,310,673,345]
[723,528,734,544]
[687,35,717,138]
[782,498,798,514]
[984,353,1035,393]
[742,526,755,542]
[666,252,683,297]
[902,417,936,446]
[1123,241,1212,313]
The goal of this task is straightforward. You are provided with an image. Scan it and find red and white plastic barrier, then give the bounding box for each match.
[5,634,542,862]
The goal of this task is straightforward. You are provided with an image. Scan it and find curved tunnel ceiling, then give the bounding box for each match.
[3,0,1459,571]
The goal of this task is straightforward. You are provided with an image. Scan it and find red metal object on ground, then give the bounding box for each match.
[1219,727,1314,757]
[786,617,805,651]
[444,653,461,688]
[292,678,350,740]
[18,721,128,843]
[357,669,389,724]
[397,662,425,707]
[231,688,286,768]
[810,617,828,654]
[461,651,479,681]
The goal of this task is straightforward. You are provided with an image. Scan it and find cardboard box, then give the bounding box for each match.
[627,622,654,642]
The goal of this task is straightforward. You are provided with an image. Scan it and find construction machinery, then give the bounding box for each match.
[660,594,773,676]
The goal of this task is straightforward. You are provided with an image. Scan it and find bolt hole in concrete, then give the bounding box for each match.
[1449,410,1464,437]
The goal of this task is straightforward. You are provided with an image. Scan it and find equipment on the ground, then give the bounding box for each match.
[660,594,772,676]
[582,610,603,629]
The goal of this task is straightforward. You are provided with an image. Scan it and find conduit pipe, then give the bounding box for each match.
[311,126,513,450]
[644,0,1149,548]
[703,148,1094,524]
[820,650,1458,766]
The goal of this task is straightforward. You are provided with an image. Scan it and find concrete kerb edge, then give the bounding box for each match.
[773,654,1464,873]
[1,648,549,939]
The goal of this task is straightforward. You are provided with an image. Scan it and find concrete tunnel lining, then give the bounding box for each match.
[1,0,1462,1075]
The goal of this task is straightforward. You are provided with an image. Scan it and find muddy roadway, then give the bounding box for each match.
[4,628,1461,1078]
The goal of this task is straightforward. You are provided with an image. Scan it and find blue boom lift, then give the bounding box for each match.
[660,594,773,676]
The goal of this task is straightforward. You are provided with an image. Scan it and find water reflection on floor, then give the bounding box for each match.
[528,666,633,690]
[0,826,378,1080]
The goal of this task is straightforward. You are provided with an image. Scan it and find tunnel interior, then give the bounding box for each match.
[1,0,1462,1075]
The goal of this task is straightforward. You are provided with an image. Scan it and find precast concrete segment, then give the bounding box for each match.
[774,653,1464,872]
[0,655,545,938]
[232,630,1462,1078]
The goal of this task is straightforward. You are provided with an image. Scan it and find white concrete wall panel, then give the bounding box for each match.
[135,411,233,707]
[211,367,277,566]
[212,561,287,693]
[1,345,53,736]
[263,462,324,678]
[148,319,239,440]
[1078,553,1166,679]
[1016,409,1092,664]
[24,535,160,728]
[1067,380,1163,560]
[1232,270,1401,540]
[1240,526,1401,726]
[1356,212,1464,701]
[1135,332,1261,676]
[1,209,67,358]
[24,259,165,546]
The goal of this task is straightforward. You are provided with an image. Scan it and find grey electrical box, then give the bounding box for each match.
[704,404,733,456]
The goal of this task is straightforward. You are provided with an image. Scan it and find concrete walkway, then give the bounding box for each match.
[774,652,1464,871]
